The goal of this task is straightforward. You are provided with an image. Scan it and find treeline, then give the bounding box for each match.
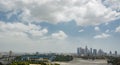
[10,61,60,65]
[10,62,29,65]
[14,54,73,62]
[9,54,73,65]
[107,56,120,65]
[53,55,73,62]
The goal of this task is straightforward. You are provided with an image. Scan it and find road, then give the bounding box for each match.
[54,58,108,65]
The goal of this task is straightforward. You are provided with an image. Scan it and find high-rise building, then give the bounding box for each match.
[9,50,12,57]
[109,51,112,56]
[90,48,92,55]
[77,47,80,55]
[115,51,117,56]
[80,48,85,56]
[77,47,85,56]
[36,52,39,55]
[93,49,97,56]
[85,46,88,55]
[98,49,104,56]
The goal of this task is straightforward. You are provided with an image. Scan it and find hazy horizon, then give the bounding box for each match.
[0,0,120,54]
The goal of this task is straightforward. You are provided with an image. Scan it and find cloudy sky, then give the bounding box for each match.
[0,0,120,53]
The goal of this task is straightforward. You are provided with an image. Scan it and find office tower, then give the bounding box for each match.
[9,50,12,57]
[85,46,88,55]
[90,48,92,55]
[80,48,85,56]
[109,51,112,56]
[36,52,39,55]
[77,47,80,55]
[77,47,85,56]
[115,51,117,56]
[98,49,103,56]
[93,49,97,56]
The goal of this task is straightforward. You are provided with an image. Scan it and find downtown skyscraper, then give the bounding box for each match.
[77,46,107,56]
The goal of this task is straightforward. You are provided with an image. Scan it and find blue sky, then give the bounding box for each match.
[0,0,120,54]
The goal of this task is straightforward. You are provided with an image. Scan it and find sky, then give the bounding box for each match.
[0,0,120,54]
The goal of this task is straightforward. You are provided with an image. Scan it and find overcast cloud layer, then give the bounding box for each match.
[0,0,120,53]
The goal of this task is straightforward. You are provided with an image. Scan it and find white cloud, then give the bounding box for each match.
[105,29,110,33]
[0,0,120,26]
[94,33,110,39]
[79,29,84,32]
[29,28,48,37]
[51,31,67,40]
[115,26,120,32]
[0,21,48,38]
[94,26,100,31]
[102,0,120,12]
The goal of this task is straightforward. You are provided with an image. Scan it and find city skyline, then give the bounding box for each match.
[77,46,118,56]
[0,0,120,53]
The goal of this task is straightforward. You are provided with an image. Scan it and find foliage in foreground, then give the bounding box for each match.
[107,57,120,65]
[53,55,73,62]
[10,61,60,65]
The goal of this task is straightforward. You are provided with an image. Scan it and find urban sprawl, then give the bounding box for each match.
[0,46,119,65]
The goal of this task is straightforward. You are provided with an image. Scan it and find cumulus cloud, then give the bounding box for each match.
[79,29,84,32]
[105,29,110,33]
[94,33,110,39]
[0,21,48,38]
[115,26,120,32]
[94,26,100,31]
[0,0,120,26]
[0,21,69,40]
[102,0,120,12]
[51,31,67,40]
